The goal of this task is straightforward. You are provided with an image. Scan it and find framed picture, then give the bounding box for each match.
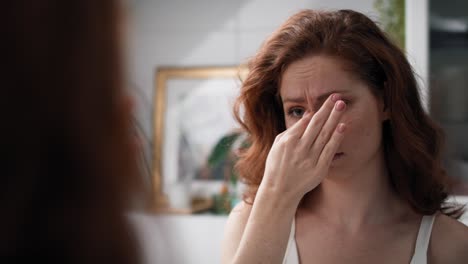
[152,66,248,213]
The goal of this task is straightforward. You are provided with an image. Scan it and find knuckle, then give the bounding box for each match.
[312,115,324,125]
[316,134,327,146]
[281,135,296,144]
[282,138,292,145]
[322,147,332,156]
[274,132,286,142]
[274,135,282,142]
[320,139,328,147]
[321,128,329,137]
[301,159,313,168]
[329,131,342,143]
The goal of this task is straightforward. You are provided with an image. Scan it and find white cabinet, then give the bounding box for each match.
[131,213,227,264]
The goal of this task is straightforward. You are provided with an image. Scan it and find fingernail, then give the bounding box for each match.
[331,93,341,102]
[335,100,346,111]
[337,123,346,133]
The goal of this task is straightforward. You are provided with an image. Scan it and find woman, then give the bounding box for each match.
[222,9,468,264]
[1,1,143,262]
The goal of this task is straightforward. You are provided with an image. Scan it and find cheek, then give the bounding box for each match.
[341,111,382,145]
[284,115,308,129]
[284,119,295,129]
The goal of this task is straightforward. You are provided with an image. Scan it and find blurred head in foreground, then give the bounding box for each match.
[2,1,142,262]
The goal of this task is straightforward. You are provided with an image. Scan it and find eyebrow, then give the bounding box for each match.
[282,90,349,105]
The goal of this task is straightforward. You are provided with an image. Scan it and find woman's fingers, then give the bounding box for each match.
[308,100,346,164]
[316,123,346,171]
[300,93,340,150]
[276,111,312,143]
[265,92,347,197]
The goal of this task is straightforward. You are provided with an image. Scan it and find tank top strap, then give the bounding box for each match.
[283,218,299,264]
[410,214,436,264]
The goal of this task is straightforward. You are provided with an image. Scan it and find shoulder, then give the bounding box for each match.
[429,213,468,264]
[221,201,253,263]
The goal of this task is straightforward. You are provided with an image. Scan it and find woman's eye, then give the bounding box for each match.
[287,108,305,118]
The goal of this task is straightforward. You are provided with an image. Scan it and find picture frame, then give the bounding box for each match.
[152,66,248,213]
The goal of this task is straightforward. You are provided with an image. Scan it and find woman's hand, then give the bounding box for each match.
[261,93,347,201]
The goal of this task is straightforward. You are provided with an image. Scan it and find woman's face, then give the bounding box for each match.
[279,55,388,175]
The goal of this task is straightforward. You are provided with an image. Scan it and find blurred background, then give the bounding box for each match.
[124,0,468,263]
[428,0,468,194]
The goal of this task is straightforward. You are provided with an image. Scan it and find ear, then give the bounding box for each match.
[379,83,390,121]
[381,103,390,121]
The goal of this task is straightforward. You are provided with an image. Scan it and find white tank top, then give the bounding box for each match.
[282,214,436,264]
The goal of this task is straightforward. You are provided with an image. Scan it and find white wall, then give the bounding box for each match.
[131,214,228,264]
[405,0,429,110]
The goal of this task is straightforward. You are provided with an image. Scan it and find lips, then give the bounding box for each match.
[333,152,344,161]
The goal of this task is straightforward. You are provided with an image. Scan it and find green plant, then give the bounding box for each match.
[205,131,247,214]
[374,0,406,49]
[207,131,243,186]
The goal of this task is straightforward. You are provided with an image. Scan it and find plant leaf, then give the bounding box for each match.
[207,132,241,167]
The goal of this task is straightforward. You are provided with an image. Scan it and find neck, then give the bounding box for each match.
[300,150,413,231]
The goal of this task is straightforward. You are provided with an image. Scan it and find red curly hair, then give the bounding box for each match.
[233,9,463,218]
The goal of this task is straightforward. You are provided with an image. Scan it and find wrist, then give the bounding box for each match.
[256,179,303,211]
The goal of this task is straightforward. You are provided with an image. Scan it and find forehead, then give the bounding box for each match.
[279,55,358,99]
